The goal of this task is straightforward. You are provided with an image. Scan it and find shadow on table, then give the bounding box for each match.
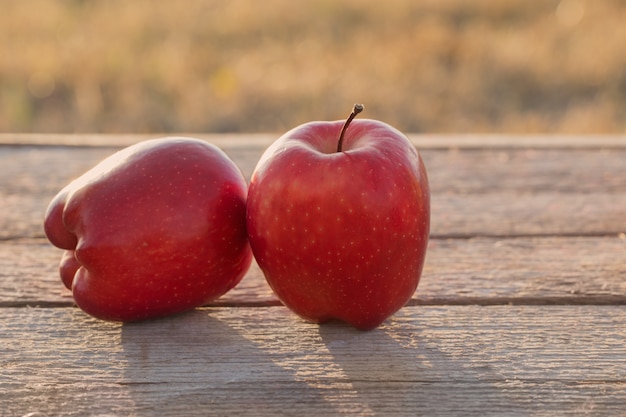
[318,315,529,416]
[119,310,337,416]
[118,307,532,416]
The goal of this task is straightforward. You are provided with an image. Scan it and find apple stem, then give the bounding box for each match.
[336,103,364,153]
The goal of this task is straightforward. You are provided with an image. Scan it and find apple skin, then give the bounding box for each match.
[44,137,252,322]
[246,118,429,330]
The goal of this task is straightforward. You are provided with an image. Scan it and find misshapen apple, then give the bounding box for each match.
[247,105,430,330]
[44,137,252,322]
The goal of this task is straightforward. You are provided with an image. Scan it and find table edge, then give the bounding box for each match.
[1,133,625,149]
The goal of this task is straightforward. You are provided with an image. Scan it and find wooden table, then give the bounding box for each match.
[1,133,625,416]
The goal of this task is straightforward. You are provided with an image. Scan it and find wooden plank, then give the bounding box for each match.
[3,147,626,239]
[3,144,626,195]
[421,235,626,302]
[1,306,625,416]
[432,193,626,237]
[2,132,625,149]
[3,235,624,306]
[425,148,626,194]
[3,191,624,240]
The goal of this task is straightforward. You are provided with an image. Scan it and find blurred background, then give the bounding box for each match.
[1,0,625,134]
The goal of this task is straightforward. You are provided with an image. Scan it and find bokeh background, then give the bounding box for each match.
[1,0,625,134]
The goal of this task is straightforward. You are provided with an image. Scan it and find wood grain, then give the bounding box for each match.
[4,144,626,195]
[3,146,626,239]
[5,192,625,240]
[4,235,624,307]
[2,136,626,417]
[2,306,625,416]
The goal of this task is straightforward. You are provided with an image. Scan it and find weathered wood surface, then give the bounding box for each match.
[3,236,625,307]
[1,134,625,416]
[3,306,626,416]
[3,143,626,239]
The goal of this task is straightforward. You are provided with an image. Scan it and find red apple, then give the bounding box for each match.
[44,137,252,322]
[247,105,430,330]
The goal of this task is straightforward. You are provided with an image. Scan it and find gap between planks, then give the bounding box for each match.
[4,295,626,309]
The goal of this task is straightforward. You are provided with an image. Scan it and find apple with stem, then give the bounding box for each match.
[247,104,430,330]
[44,137,252,322]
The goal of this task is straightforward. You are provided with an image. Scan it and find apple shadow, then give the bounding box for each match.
[317,316,530,416]
[118,310,336,416]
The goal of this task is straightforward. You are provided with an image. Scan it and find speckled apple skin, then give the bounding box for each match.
[247,120,430,330]
[44,137,252,322]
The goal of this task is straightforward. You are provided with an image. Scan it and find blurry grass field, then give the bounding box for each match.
[1,0,625,134]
